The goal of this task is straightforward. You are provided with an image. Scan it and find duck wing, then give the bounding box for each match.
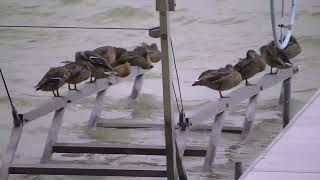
[84,51,113,70]
[198,70,219,79]
[35,67,65,88]
[234,58,252,72]
[201,71,231,82]
[277,49,293,65]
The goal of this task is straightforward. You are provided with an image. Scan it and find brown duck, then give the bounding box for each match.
[118,48,154,69]
[260,44,292,74]
[112,62,131,78]
[61,60,91,90]
[93,46,127,67]
[75,50,114,82]
[281,35,302,59]
[234,50,266,85]
[192,64,242,98]
[134,43,161,63]
[35,66,69,97]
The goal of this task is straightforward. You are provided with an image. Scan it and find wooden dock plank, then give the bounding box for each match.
[240,89,320,180]
[9,163,166,177]
[23,67,146,122]
[52,142,207,157]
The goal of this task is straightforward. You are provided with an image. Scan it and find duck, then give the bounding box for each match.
[233,50,266,85]
[260,44,292,74]
[34,66,69,97]
[93,46,128,67]
[281,35,302,59]
[112,62,131,78]
[134,43,161,63]
[75,50,114,82]
[118,48,154,69]
[192,64,242,98]
[61,60,91,90]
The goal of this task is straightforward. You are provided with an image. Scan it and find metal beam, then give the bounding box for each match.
[22,67,146,122]
[282,78,291,128]
[203,111,226,171]
[40,108,66,163]
[0,125,23,180]
[9,163,167,177]
[96,122,242,133]
[52,142,206,157]
[240,94,258,141]
[158,0,178,179]
[188,66,299,125]
[130,74,144,99]
[87,90,107,128]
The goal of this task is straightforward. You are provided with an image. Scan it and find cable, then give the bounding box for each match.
[172,81,181,114]
[0,25,150,31]
[280,0,285,43]
[170,37,184,112]
[0,68,14,109]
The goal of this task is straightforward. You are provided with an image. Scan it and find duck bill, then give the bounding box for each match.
[192,80,201,86]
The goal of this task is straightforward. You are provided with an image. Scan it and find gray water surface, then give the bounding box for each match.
[1,0,320,179]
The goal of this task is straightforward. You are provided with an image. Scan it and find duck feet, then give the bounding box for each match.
[219,91,230,98]
[87,76,96,83]
[52,90,61,97]
[269,67,278,75]
[68,84,78,91]
[245,79,256,86]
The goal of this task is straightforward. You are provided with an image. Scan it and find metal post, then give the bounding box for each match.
[0,125,23,180]
[157,0,178,179]
[88,90,107,128]
[234,162,243,180]
[203,111,226,171]
[240,94,258,141]
[41,108,66,163]
[130,74,144,99]
[283,78,291,128]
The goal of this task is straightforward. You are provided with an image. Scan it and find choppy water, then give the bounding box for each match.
[0,0,320,179]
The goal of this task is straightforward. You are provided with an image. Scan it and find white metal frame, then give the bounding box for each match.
[270,0,296,49]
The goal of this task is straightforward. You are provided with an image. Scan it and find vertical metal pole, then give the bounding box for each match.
[40,107,66,163]
[130,74,144,99]
[88,90,107,128]
[0,125,23,180]
[283,78,291,128]
[158,0,178,179]
[234,162,243,180]
[240,94,258,141]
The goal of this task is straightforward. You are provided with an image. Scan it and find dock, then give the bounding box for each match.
[240,89,320,180]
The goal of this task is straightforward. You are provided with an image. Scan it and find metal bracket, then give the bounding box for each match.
[177,113,191,131]
[156,0,176,11]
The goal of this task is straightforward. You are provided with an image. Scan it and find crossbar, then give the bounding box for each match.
[22,67,146,122]
[9,163,166,177]
[187,66,298,125]
[52,142,207,157]
[96,122,242,133]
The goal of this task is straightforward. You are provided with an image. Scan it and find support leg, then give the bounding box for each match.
[40,108,66,163]
[0,125,23,180]
[282,78,291,128]
[87,90,107,128]
[130,74,144,99]
[175,129,189,180]
[203,111,226,171]
[240,94,258,141]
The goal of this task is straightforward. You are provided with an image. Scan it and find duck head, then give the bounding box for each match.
[246,50,257,58]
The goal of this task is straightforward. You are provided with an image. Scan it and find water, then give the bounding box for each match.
[0,0,320,179]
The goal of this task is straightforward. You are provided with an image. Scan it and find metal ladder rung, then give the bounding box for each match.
[9,163,167,177]
[52,142,207,157]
